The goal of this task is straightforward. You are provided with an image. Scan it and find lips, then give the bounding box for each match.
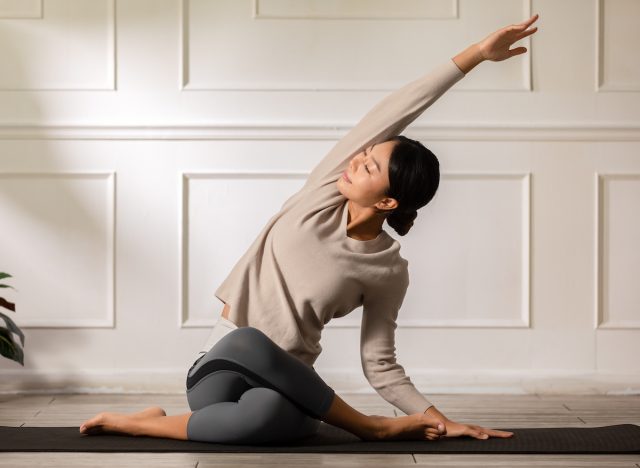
[342,170,351,183]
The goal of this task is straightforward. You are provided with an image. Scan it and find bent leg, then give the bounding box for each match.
[186,369,252,412]
[186,327,335,420]
[187,386,320,444]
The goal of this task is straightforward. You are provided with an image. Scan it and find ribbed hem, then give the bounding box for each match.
[218,316,238,329]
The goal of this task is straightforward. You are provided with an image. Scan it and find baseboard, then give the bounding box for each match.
[1,369,639,396]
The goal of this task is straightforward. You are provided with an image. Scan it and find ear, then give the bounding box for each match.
[377,197,399,212]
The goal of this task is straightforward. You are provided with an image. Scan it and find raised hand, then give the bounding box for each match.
[477,13,540,62]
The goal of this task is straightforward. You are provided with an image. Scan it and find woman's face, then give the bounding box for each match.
[337,139,399,212]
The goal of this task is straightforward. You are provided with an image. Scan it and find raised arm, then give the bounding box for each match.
[303,59,465,191]
[303,13,539,192]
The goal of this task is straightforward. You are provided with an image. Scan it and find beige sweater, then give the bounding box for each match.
[215,58,465,415]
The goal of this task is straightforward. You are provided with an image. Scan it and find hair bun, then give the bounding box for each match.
[387,207,418,236]
[398,208,417,219]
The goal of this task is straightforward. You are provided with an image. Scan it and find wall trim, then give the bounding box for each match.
[1,123,640,141]
[1,369,638,396]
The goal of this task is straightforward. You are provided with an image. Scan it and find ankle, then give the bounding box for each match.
[363,415,389,441]
[128,415,157,437]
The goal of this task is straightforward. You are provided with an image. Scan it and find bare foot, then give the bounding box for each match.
[371,413,445,441]
[79,407,165,435]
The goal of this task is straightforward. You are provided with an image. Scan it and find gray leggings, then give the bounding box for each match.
[185,326,336,444]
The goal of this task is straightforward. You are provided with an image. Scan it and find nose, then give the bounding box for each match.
[349,154,362,173]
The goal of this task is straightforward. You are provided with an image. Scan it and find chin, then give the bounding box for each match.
[337,179,350,198]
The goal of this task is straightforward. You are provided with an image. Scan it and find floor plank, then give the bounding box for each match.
[413,454,640,467]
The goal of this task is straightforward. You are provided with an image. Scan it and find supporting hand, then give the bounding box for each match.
[424,404,513,440]
[442,419,514,440]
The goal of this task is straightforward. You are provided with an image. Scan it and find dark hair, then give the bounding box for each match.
[382,135,440,236]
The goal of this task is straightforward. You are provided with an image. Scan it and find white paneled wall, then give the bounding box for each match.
[0,0,638,396]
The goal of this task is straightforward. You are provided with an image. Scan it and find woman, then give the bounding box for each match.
[80,14,539,444]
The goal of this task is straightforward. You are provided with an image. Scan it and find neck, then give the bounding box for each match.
[346,200,385,241]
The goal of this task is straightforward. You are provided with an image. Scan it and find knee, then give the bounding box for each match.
[239,387,307,430]
[187,388,316,444]
[220,327,280,362]
[228,326,268,342]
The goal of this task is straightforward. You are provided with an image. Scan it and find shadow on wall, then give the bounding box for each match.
[0,2,124,389]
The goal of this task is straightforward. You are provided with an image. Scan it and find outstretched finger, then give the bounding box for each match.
[508,47,527,57]
[484,428,515,438]
[515,26,538,41]
[517,13,539,28]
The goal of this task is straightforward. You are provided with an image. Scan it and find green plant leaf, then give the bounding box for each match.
[0,328,24,366]
[0,296,15,312]
[0,273,16,291]
[0,310,24,346]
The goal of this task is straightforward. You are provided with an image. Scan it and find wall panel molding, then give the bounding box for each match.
[0,0,42,18]
[253,0,458,20]
[179,170,308,328]
[179,0,532,92]
[179,171,530,330]
[595,172,640,329]
[0,171,116,328]
[596,0,640,92]
[329,172,531,329]
[0,0,116,91]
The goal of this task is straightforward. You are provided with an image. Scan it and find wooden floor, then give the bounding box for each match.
[1,393,639,467]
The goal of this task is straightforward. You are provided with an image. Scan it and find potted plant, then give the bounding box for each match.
[0,272,25,366]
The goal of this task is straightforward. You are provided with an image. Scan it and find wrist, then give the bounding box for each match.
[472,42,487,61]
[423,404,450,422]
[452,43,485,75]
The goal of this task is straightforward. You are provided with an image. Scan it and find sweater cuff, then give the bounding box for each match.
[392,386,434,415]
[449,57,466,78]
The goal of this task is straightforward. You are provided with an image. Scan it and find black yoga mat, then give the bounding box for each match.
[1,423,639,453]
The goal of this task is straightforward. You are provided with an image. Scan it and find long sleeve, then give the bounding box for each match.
[304,58,465,191]
[359,262,434,416]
